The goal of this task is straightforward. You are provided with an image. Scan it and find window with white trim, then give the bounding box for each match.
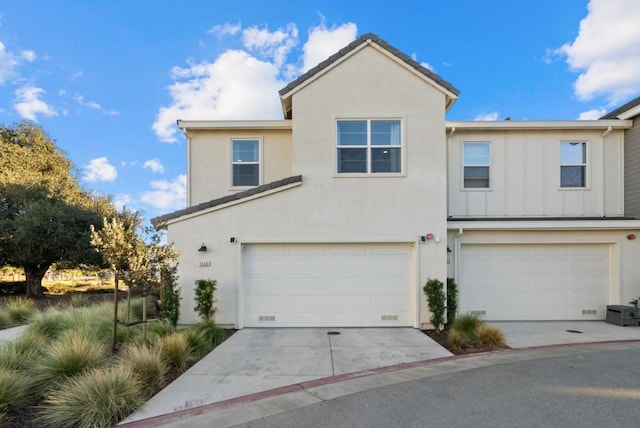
[337,119,402,174]
[463,142,490,188]
[560,141,586,188]
[231,139,260,187]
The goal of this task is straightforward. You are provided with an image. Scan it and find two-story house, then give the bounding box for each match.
[152,33,640,328]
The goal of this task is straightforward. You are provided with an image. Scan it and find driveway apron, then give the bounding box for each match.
[122,327,452,423]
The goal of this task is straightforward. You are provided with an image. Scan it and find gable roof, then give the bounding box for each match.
[600,95,640,120]
[151,175,302,228]
[278,33,460,119]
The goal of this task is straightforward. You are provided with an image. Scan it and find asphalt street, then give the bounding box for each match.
[239,343,640,428]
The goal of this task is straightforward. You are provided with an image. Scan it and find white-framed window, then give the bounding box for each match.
[336,119,402,174]
[463,142,490,188]
[231,139,260,187]
[560,141,586,188]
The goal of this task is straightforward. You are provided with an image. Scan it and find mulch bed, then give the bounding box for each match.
[422,328,510,355]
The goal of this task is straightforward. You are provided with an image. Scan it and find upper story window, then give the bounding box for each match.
[560,141,586,188]
[337,119,402,174]
[231,139,260,187]
[463,142,490,188]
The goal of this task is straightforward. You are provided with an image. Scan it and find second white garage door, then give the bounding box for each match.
[243,243,412,327]
[458,243,611,320]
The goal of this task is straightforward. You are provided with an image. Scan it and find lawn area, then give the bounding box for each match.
[0,295,231,427]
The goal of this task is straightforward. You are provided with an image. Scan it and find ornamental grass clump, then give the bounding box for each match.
[448,313,507,353]
[28,307,73,340]
[0,368,36,415]
[40,365,144,428]
[33,334,108,391]
[119,345,167,397]
[155,332,189,371]
[0,310,10,329]
[4,297,35,325]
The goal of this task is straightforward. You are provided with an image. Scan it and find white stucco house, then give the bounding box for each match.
[152,33,640,328]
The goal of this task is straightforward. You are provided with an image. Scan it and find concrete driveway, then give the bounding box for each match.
[122,327,452,424]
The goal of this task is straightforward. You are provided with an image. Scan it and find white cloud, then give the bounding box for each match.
[208,22,242,38]
[113,194,132,211]
[553,0,640,104]
[474,111,499,121]
[143,158,165,173]
[153,22,358,143]
[83,157,117,182]
[410,53,435,72]
[0,41,36,85]
[72,93,119,115]
[71,69,83,80]
[301,22,357,72]
[140,175,187,210]
[14,86,57,121]
[577,108,607,120]
[73,94,101,110]
[242,24,298,68]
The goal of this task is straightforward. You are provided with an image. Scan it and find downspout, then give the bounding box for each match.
[598,126,612,217]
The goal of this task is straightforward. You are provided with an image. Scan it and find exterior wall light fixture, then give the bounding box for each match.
[198,243,208,252]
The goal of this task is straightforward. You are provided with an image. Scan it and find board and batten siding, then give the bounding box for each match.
[448,129,624,218]
[624,120,640,217]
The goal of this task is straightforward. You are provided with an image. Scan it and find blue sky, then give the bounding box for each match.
[1,0,639,222]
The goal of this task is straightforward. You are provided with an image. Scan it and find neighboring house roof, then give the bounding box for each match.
[601,95,640,120]
[151,175,302,228]
[278,32,460,119]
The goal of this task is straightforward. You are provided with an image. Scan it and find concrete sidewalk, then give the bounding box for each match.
[0,324,28,344]
[121,327,452,424]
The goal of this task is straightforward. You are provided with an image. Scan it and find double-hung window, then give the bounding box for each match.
[231,139,260,187]
[463,142,490,188]
[337,119,402,174]
[560,141,586,188]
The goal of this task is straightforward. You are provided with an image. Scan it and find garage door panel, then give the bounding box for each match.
[459,243,609,321]
[244,243,411,327]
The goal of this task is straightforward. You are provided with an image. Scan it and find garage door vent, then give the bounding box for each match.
[470,310,486,316]
[381,315,398,321]
[258,315,276,322]
[581,309,597,315]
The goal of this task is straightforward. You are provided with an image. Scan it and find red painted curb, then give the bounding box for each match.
[118,339,640,427]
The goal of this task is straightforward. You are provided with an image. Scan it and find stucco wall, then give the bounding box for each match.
[168,45,450,326]
[188,128,292,205]
[448,129,625,217]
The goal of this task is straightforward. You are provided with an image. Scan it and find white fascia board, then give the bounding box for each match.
[618,104,640,120]
[177,120,292,131]
[445,120,632,131]
[448,219,640,231]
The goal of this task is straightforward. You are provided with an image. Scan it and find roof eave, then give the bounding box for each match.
[445,120,632,131]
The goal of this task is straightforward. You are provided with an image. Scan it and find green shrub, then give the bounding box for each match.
[119,345,166,397]
[446,278,458,325]
[69,293,88,308]
[0,369,36,414]
[33,334,108,390]
[128,296,160,321]
[4,297,35,324]
[476,325,506,351]
[160,265,180,327]
[40,366,143,428]
[189,319,227,348]
[194,279,217,321]
[155,332,189,371]
[423,278,445,330]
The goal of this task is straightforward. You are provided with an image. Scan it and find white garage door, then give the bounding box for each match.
[243,243,412,327]
[458,244,610,320]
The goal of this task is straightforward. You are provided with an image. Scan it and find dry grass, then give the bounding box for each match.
[155,332,189,371]
[120,345,167,397]
[476,324,506,351]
